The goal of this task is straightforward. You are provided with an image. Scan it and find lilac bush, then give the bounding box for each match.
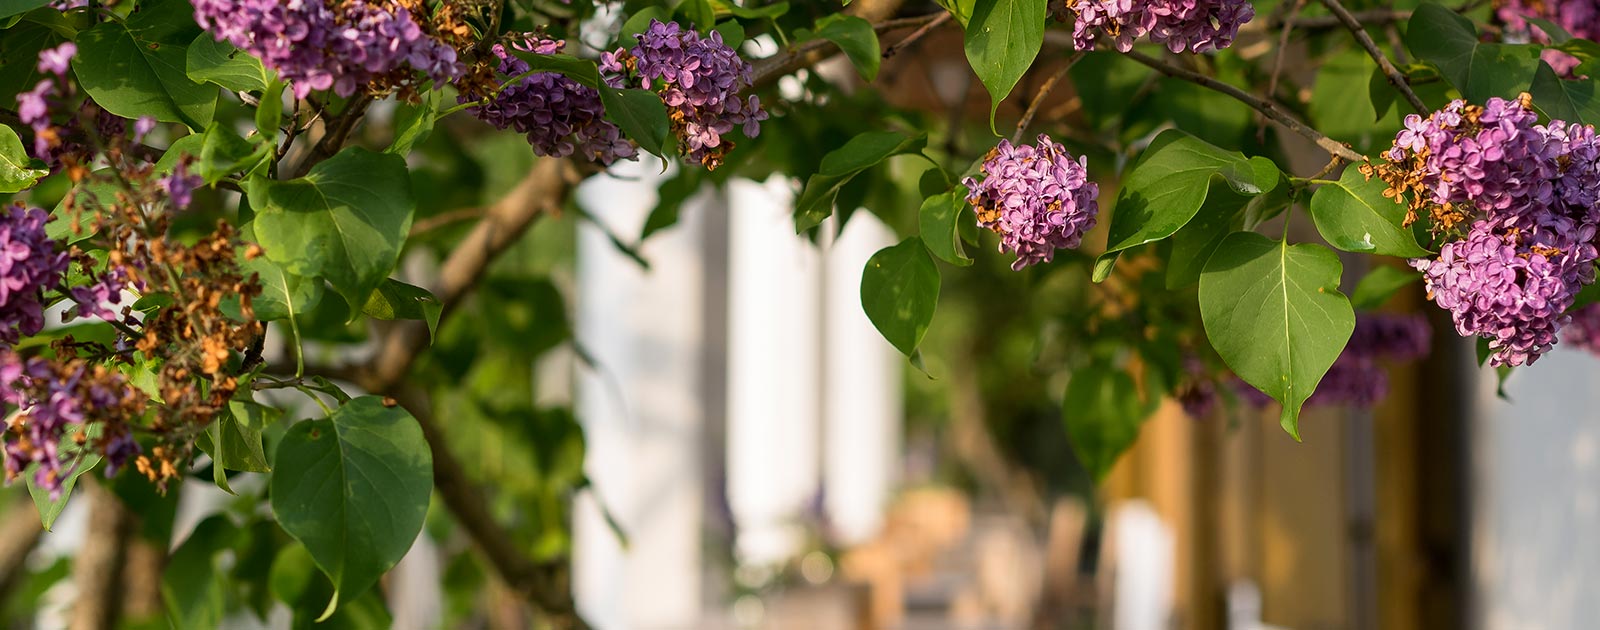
[962,134,1100,270]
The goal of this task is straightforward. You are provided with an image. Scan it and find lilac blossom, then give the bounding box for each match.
[463,36,636,165]
[192,0,461,99]
[962,134,1100,270]
[0,205,69,347]
[601,20,767,168]
[1065,0,1254,53]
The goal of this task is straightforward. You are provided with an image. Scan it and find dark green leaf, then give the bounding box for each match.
[505,52,601,88]
[1099,130,1277,275]
[919,187,973,266]
[641,169,702,240]
[162,516,238,630]
[0,0,50,20]
[677,0,714,30]
[198,122,270,185]
[242,255,323,322]
[186,33,268,92]
[1309,166,1430,257]
[1166,180,1252,289]
[860,238,940,356]
[1063,365,1147,480]
[256,80,285,143]
[27,434,99,530]
[197,400,277,475]
[811,14,880,81]
[270,397,432,619]
[1405,3,1540,103]
[714,0,790,19]
[0,123,46,192]
[712,20,745,48]
[620,9,672,46]
[1530,62,1600,125]
[1199,233,1354,440]
[387,89,437,155]
[963,0,1046,132]
[247,147,417,311]
[1349,265,1420,310]
[73,20,217,128]
[363,279,442,342]
[795,131,927,231]
[599,87,669,157]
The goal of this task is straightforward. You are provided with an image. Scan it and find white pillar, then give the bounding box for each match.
[724,176,823,567]
[821,215,901,546]
[573,161,706,629]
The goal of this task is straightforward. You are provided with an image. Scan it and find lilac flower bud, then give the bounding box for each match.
[0,204,69,347]
[159,160,203,210]
[961,134,1100,270]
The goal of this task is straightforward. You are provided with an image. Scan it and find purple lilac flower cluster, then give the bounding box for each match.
[17,42,86,168]
[1061,0,1255,53]
[1379,95,1600,366]
[962,134,1100,271]
[0,352,144,498]
[192,0,461,99]
[1494,0,1598,75]
[463,36,636,165]
[1236,313,1432,410]
[0,205,68,346]
[601,20,767,169]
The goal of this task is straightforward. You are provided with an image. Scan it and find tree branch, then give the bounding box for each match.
[1316,0,1430,114]
[882,11,952,59]
[749,12,945,90]
[1012,52,1084,143]
[1111,48,1366,162]
[70,480,134,630]
[0,494,44,605]
[289,94,373,178]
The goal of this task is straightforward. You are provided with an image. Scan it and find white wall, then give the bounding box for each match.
[1472,344,1600,630]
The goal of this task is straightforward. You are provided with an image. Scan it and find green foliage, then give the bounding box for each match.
[185,34,269,93]
[363,279,443,341]
[1529,62,1600,125]
[795,130,928,231]
[1350,265,1421,310]
[247,147,417,311]
[1097,130,1283,280]
[964,0,1046,132]
[1199,233,1355,439]
[598,86,671,157]
[72,0,215,128]
[269,397,433,619]
[861,238,941,357]
[0,123,46,192]
[919,186,973,266]
[1405,2,1540,102]
[1308,166,1430,257]
[804,14,880,81]
[1062,363,1152,480]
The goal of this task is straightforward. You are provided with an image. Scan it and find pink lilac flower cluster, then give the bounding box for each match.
[1562,302,1600,354]
[1494,0,1598,75]
[1062,0,1255,53]
[0,205,69,346]
[16,42,94,168]
[1235,313,1432,410]
[962,134,1100,271]
[464,36,636,165]
[601,20,767,169]
[1383,95,1600,366]
[0,352,144,498]
[192,0,461,99]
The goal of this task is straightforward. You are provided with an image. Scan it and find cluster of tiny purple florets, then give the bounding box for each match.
[962,134,1100,271]
[1495,0,1599,75]
[16,42,93,168]
[193,0,461,99]
[1562,302,1600,354]
[1060,0,1255,53]
[0,206,69,347]
[601,20,767,169]
[464,36,636,165]
[1382,95,1600,366]
[1231,313,1432,411]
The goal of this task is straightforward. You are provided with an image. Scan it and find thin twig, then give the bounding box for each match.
[1261,0,1307,143]
[1316,0,1429,114]
[1012,52,1084,143]
[882,11,951,59]
[749,13,945,90]
[1117,49,1365,162]
[409,206,485,236]
[289,94,373,178]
